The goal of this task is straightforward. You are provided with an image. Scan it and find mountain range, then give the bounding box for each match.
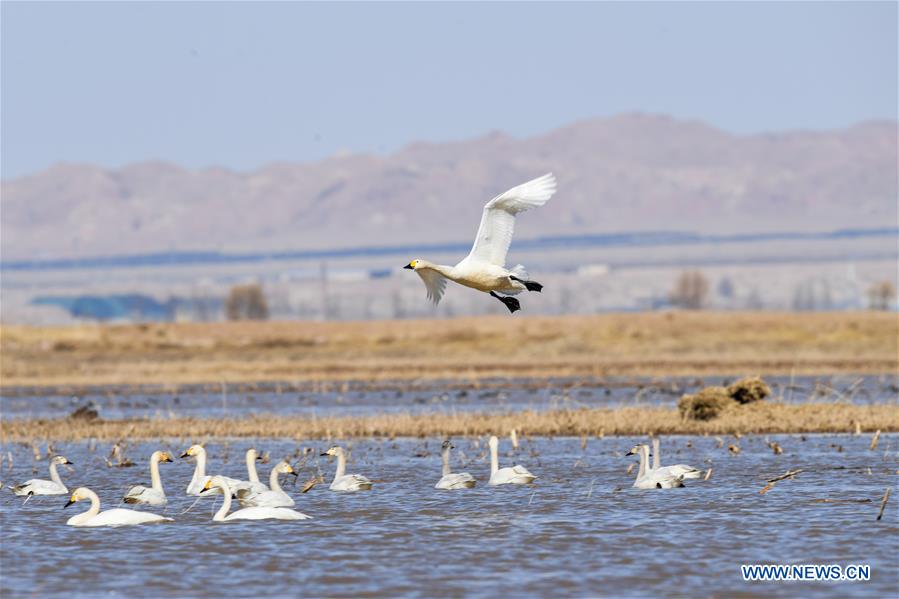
[2,113,896,261]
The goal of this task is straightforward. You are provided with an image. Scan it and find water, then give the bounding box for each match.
[2,374,896,421]
[1,434,895,597]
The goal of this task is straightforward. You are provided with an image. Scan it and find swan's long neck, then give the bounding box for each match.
[85,489,101,518]
[489,443,499,475]
[421,261,456,280]
[193,449,207,481]
[636,446,649,479]
[334,451,346,480]
[441,448,451,477]
[269,466,284,492]
[652,438,660,470]
[246,452,260,483]
[49,462,64,486]
[214,481,232,521]
[149,454,163,492]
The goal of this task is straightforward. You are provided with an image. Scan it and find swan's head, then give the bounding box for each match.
[488,436,499,449]
[276,461,295,475]
[403,259,421,270]
[625,444,649,457]
[320,446,344,458]
[246,448,263,461]
[200,476,227,495]
[50,455,72,466]
[441,440,455,451]
[153,451,173,463]
[64,487,90,508]
[180,444,204,459]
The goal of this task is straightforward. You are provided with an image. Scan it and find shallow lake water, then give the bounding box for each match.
[2,374,896,421]
[1,433,896,597]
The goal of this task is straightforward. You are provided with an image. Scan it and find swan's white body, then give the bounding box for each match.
[124,451,172,506]
[12,456,71,496]
[628,444,684,489]
[237,462,295,508]
[487,436,535,486]
[652,438,702,480]
[322,446,372,492]
[202,476,310,521]
[66,488,171,527]
[406,173,556,312]
[181,445,245,496]
[435,441,476,490]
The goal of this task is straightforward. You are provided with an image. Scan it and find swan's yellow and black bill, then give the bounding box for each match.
[202,480,213,491]
[403,263,414,269]
[179,451,190,458]
[64,494,76,508]
[319,452,329,456]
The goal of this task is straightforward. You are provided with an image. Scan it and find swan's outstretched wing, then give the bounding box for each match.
[417,269,447,305]
[466,173,556,267]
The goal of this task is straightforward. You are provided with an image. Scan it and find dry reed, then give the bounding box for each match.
[2,402,897,442]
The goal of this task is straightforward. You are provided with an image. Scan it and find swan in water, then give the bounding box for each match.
[626,444,684,489]
[435,440,476,489]
[201,476,311,521]
[65,487,172,527]
[12,455,72,496]
[487,435,536,485]
[321,446,372,491]
[404,173,557,313]
[123,450,173,505]
[651,438,702,480]
[237,461,296,508]
[180,444,244,496]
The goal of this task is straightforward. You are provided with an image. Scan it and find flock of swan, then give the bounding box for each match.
[10,435,702,527]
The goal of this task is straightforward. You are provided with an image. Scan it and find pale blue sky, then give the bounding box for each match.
[2,1,896,179]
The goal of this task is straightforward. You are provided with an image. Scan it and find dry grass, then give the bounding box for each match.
[1,312,896,391]
[3,402,896,442]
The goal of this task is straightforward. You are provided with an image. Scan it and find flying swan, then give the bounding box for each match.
[404,173,557,313]
[12,455,73,496]
[123,450,173,506]
[201,476,311,521]
[321,446,373,491]
[487,435,536,486]
[435,440,476,490]
[65,487,172,527]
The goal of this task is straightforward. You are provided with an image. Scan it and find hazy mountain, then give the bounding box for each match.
[2,113,896,261]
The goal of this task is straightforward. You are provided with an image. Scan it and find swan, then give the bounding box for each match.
[487,435,535,485]
[237,448,268,494]
[651,438,702,480]
[237,461,296,507]
[65,487,172,527]
[201,476,311,521]
[180,444,244,496]
[625,444,684,489]
[123,450,173,506]
[12,455,72,496]
[321,446,372,491]
[404,173,557,313]
[435,440,476,489]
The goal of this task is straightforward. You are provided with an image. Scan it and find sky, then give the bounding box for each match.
[1,1,896,179]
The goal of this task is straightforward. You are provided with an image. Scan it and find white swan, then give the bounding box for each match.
[626,444,684,489]
[404,173,557,313]
[12,455,72,496]
[201,476,310,521]
[123,450,173,506]
[487,435,536,486]
[321,446,372,491]
[237,461,296,508]
[651,438,702,480]
[435,440,476,489]
[65,487,172,527]
[180,444,244,496]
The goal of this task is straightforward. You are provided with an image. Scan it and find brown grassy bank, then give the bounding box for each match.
[3,403,896,442]
[1,312,896,391]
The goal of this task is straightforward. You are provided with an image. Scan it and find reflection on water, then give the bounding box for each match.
[2,375,897,421]
[0,434,895,597]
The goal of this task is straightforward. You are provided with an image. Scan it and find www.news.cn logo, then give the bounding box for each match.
[742,564,871,582]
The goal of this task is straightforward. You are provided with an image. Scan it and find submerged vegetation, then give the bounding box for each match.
[3,402,896,442]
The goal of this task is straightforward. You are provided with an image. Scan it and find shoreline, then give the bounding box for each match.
[3,402,897,442]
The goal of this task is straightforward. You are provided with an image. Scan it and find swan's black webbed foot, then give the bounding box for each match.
[490,291,520,314]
